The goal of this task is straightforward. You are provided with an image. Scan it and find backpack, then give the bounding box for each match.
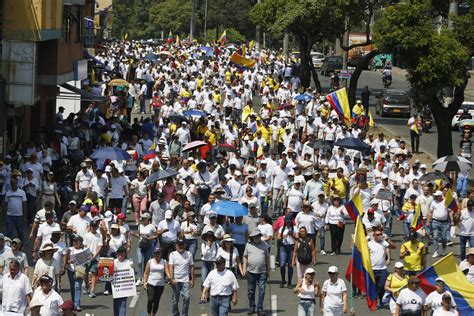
[297,238,312,265]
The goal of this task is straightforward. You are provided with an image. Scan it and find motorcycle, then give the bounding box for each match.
[421,109,433,133]
[382,75,392,88]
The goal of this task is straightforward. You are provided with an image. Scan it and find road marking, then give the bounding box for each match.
[271,294,277,315]
[129,293,140,308]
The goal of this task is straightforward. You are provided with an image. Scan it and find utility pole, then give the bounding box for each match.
[203,0,208,37]
[255,0,261,49]
[190,0,197,41]
[448,0,458,30]
[283,32,289,62]
[341,16,349,88]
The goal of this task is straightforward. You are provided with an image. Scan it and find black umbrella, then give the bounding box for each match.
[144,169,178,185]
[334,137,369,152]
[197,55,212,61]
[432,155,472,172]
[313,140,333,151]
[168,114,188,124]
[419,171,449,183]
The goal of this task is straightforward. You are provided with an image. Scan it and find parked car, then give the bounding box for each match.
[320,56,343,76]
[375,89,411,117]
[311,52,325,69]
[451,101,474,129]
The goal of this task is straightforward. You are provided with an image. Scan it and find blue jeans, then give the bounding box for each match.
[402,222,411,241]
[315,227,326,251]
[431,220,448,253]
[136,243,154,279]
[459,235,474,260]
[373,269,388,304]
[113,297,127,316]
[140,97,146,113]
[260,197,269,215]
[67,270,83,309]
[184,239,197,260]
[298,299,315,316]
[279,244,294,285]
[384,208,394,238]
[6,215,25,242]
[457,175,468,198]
[171,282,190,316]
[211,295,230,316]
[247,272,267,312]
[201,260,214,285]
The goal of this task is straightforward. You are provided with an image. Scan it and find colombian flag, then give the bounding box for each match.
[345,190,363,221]
[167,31,174,43]
[230,52,256,69]
[410,204,423,231]
[445,189,459,212]
[326,88,351,126]
[417,253,474,315]
[219,30,227,46]
[345,217,378,311]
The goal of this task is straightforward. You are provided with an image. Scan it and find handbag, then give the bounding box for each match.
[75,265,86,279]
[337,221,344,228]
[139,238,152,251]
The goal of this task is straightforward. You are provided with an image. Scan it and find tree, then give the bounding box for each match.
[374,0,470,157]
[250,0,345,90]
[148,0,194,36]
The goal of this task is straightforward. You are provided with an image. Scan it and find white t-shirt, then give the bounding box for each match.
[202,269,239,296]
[89,176,108,197]
[1,272,32,314]
[368,240,389,270]
[426,290,456,311]
[34,258,58,285]
[459,208,474,236]
[83,231,103,256]
[169,250,194,282]
[109,176,128,199]
[37,222,61,246]
[295,212,317,234]
[75,170,94,191]
[322,278,347,309]
[67,214,91,236]
[32,287,64,316]
[5,189,27,216]
[396,288,426,313]
[216,248,239,269]
[257,223,274,244]
[430,200,449,221]
[459,260,474,284]
[433,308,459,316]
[157,219,181,243]
[286,188,304,213]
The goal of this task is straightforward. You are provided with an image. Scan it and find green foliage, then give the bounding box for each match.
[148,0,193,35]
[374,0,469,105]
[200,28,246,44]
[451,0,474,54]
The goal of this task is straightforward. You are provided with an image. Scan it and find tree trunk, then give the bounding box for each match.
[429,78,466,157]
[308,58,322,92]
[348,50,379,108]
[297,36,311,88]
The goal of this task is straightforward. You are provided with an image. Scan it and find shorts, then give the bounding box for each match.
[389,299,397,314]
[85,259,98,274]
[323,306,343,316]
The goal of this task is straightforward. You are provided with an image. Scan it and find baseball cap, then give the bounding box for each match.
[117,213,126,220]
[111,224,120,230]
[433,190,443,197]
[69,200,77,205]
[420,164,427,169]
[208,211,217,218]
[215,256,226,264]
[165,210,173,219]
[435,277,445,283]
[370,198,379,205]
[328,266,338,273]
[394,262,404,268]
[141,213,151,220]
[381,174,389,180]
[305,267,315,275]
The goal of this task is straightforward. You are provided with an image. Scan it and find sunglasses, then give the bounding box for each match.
[435,281,444,285]
[409,282,419,285]
[375,233,383,236]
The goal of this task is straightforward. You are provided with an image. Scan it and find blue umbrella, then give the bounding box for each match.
[183,110,207,118]
[90,147,131,161]
[334,137,369,152]
[211,201,248,217]
[294,94,313,102]
[200,46,214,56]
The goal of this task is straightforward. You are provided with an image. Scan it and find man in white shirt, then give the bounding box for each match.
[88,169,108,199]
[269,160,289,217]
[31,274,64,316]
[157,210,181,260]
[200,256,239,314]
[32,211,60,258]
[1,259,32,314]
[67,205,91,237]
[108,167,128,211]
[83,220,103,298]
[368,228,391,308]
[169,240,195,316]
[75,162,94,202]
[4,178,27,242]
[457,200,474,260]
[427,191,453,257]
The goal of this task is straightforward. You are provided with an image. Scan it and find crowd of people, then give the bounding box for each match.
[0,39,472,316]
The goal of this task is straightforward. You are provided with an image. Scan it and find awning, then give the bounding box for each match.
[60,83,107,103]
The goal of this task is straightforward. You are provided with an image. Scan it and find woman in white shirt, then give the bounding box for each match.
[278,214,297,288]
[65,236,86,311]
[144,247,169,316]
[200,230,220,303]
[257,214,274,249]
[216,234,243,276]
[324,196,346,255]
[132,214,158,285]
[294,267,320,316]
[180,211,198,260]
[40,172,61,208]
[321,266,348,316]
[131,170,151,225]
[240,186,260,213]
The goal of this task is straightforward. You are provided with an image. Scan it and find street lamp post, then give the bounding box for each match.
[190,0,197,41]
[203,0,208,37]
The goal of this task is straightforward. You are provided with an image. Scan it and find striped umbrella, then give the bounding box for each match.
[432,155,472,172]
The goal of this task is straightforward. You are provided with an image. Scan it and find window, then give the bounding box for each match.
[62,6,71,42]
[75,6,83,42]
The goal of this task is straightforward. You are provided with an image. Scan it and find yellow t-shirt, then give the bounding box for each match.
[257,125,271,143]
[401,240,426,272]
[205,130,216,146]
[331,176,347,198]
[83,198,103,208]
[386,273,409,297]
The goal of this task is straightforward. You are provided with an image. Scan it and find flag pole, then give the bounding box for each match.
[350,259,353,311]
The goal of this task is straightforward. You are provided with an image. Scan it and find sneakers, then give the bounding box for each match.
[320,250,327,255]
[135,279,143,286]
[82,287,88,295]
[447,241,454,246]
[103,290,111,296]
[432,251,439,258]
[330,252,336,256]
[89,292,96,298]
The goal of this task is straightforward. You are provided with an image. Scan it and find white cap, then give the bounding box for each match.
[328,266,338,273]
[420,164,427,169]
[433,190,443,197]
[244,135,250,141]
[370,198,380,205]
[305,267,315,275]
[104,210,113,221]
[381,174,389,180]
[394,261,404,268]
[105,165,112,173]
[435,277,445,283]
[165,210,173,219]
[414,159,421,164]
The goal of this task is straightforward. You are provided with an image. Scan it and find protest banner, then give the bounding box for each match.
[71,248,93,266]
[112,260,137,299]
[98,257,115,282]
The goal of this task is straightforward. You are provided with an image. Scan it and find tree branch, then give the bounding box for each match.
[341,40,374,51]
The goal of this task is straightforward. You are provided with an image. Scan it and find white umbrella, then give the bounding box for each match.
[432,155,472,172]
